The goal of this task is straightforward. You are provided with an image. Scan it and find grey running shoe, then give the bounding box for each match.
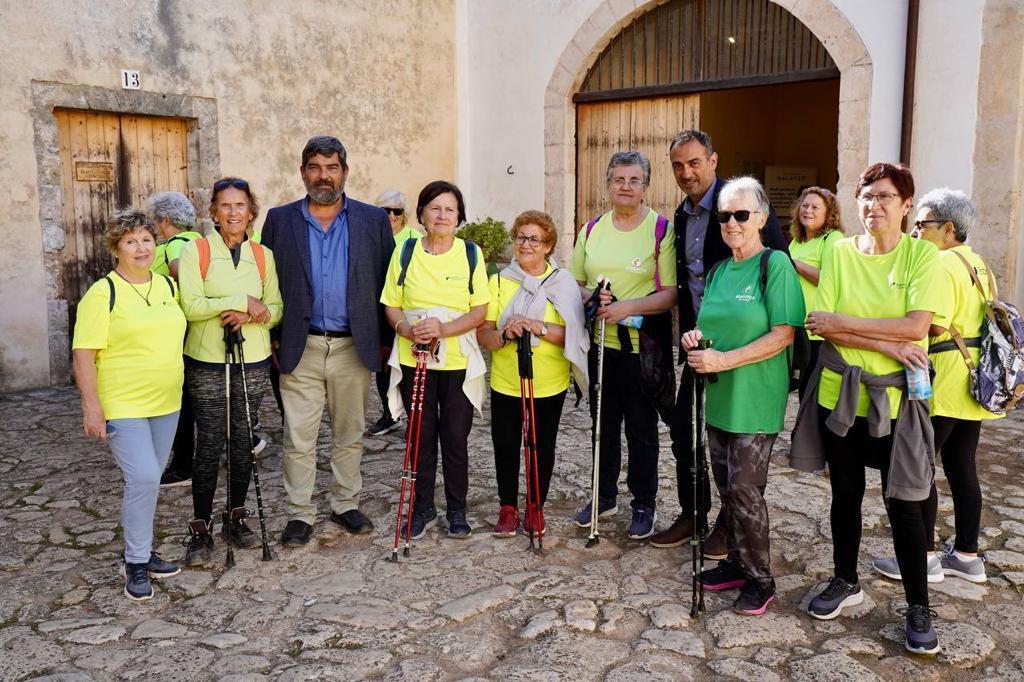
[901,604,940,655]
[871,554,944,583]
[940,546,987,583]
[808,576,863,620]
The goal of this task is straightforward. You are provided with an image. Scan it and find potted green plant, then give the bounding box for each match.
[456,217,512,276]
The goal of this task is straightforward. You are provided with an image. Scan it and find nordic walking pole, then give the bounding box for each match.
[222,326,235,569]
[690,338,715,616]
[517,331,542,551]
[586,279,611,548]
[402,346,430,557]
[233,329,273,561]
[388,346,428,561]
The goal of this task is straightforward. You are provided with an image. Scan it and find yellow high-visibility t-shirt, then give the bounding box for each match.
[789,229,842,341]
[72,272,186,419]
[381,238,490,369]
[928,244,1004,421]
[569,209,677,352]
[485,267,570,398]
[815,234,944,418]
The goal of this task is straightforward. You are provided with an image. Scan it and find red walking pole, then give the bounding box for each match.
[388,346,429,562]
[517,332,543,551]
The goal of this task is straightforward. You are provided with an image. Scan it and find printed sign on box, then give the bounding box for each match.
[766,166,817,218]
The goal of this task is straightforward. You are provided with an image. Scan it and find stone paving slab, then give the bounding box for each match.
[0,385,1022,680]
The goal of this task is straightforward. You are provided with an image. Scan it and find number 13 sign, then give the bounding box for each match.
[121,70,141,90]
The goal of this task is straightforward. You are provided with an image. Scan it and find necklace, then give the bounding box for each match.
[114,269,154,306]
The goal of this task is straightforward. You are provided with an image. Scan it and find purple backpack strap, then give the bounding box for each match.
[584,216,600,240]
[653,214,669,291]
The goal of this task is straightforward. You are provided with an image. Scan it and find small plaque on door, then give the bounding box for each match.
[75,162,115,182]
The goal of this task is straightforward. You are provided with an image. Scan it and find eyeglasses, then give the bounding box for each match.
[514,235,547,247]
[610,178,645,189]
[715,210,755,224]
[913,220,945,231]
[857,191,900,205]
[383,207,404,216]
[214,178,250,192]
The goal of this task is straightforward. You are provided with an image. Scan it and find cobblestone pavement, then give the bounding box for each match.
[1,381,1023,681]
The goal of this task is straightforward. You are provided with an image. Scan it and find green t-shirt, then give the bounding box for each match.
[485,267,569,398]
[816,234,944,418]
[929,245,1003,421]
[569,209,677,352]
[789,229,841,340]
[697,249,805,434]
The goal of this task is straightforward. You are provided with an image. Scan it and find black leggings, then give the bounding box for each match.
[820,407,930,607]
[375,367,392,421]
[491,389,566,507]
[923,416,982,553]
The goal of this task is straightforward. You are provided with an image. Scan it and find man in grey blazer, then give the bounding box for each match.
[261,135,395,546]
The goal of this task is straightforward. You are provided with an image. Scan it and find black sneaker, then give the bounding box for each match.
[222,509,258,548]
[281,520,313,547]
[902,604,940,655]
[446,509,473,538]
[159,469,191,487]
[403,507,439,540]
[627,506,657,540]
[367,415,403,436]
[183,519,214,567]
[330,509,374,534]
[699,560,747,591]
[808,576,864,620]
[123,562,154,602]
[733,578,776,615]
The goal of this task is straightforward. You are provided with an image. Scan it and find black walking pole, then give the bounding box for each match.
[690,338,715,616]
[223,326,236,569]
[233,329,274,561]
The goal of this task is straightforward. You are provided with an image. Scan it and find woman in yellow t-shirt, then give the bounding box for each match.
[178,177,283,567]
[72,208,186,602]
[787,186,845,399]
[569,150,678,541]
[912,187,1002,584]
[800,163,943,655]
[381,181,489,540]
[477,210,588,538]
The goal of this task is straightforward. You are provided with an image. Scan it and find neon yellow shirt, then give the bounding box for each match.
[789,230,841,341]
[394,225,423,244]
[380,238,490,369]
[570,209,677,352]
[929,244,1003,421]
[816,234,944,418]
[72,272,186,419]
[485,267,570,398]
[152,231,202,277]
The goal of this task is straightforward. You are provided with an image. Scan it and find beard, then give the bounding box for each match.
[305,179,343,205]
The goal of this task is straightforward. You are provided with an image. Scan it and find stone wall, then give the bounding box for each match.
[0,0,458,391]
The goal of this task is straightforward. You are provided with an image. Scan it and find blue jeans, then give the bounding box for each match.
[106,412,179,563]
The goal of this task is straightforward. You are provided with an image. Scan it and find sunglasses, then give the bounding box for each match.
[214,178,250,192]
[383,207,404,216]
[715,210,755,224]
[913,220,945,230]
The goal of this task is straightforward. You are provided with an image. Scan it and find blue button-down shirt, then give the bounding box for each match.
[682,177,719,315]
[302,197,349,332]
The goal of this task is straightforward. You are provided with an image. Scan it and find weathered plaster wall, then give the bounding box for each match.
[0,0,457,391]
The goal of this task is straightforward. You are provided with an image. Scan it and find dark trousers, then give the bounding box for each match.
[165,388,195,476]
[491,389,566,507]
[400,367,472,514]
[821,407,930,607]
[588,346,659,510]
[269,365,285,419]
[923,416,983,553]
[707,426,776,582]
[797,339,823,402]
[375,367,392,421]
[187,365,269,522]
[669,367,726,530]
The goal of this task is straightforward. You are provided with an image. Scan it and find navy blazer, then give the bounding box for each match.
[675,175,790,336]
[261,196,395,374]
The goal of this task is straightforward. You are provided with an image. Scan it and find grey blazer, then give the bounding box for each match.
[260,197,395,374]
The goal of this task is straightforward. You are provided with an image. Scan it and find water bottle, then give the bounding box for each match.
[620,315,643,329]
[905,363,933,401]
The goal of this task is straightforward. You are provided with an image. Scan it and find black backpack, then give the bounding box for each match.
[706,249,810,391]
[396,238,478,294]
[104,274,175,312]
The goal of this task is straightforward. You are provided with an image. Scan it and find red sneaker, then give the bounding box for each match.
[493,505,520,538]
[523,504,546,537]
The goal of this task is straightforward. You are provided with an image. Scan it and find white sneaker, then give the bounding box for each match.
[871,554,944,583]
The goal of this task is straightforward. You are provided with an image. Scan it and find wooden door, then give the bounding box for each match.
[55,110,189,328]
[575,94,699,232]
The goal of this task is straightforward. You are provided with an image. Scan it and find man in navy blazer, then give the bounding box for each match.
[260,135,395,546]
[650,130,791,553]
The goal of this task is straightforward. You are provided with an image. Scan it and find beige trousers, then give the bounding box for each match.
[281,335,370,523]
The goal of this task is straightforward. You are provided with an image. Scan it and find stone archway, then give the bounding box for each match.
[543,0,872,262]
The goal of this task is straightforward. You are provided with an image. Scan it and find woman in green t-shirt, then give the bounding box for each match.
[787,186,844,399]
[682,176,805,616]
[799,163,943,655]
[72,208,186,602]
[477,210,587,539]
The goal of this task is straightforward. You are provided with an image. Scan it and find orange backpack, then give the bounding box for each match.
[194,237,266,281]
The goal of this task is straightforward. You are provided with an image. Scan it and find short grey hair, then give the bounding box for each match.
[669,129,714,155]
[718,176,770,215]
[375,190,408,210]
[917,187,976,243]
[147,192,196,230]
[605,150,651,186]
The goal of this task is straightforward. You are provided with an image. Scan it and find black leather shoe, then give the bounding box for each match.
[280,520,313,547]
[330,509,374,535]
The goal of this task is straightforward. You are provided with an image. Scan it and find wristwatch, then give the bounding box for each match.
[539,323,549,337]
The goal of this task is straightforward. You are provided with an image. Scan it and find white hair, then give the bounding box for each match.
[718,176,770,215]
